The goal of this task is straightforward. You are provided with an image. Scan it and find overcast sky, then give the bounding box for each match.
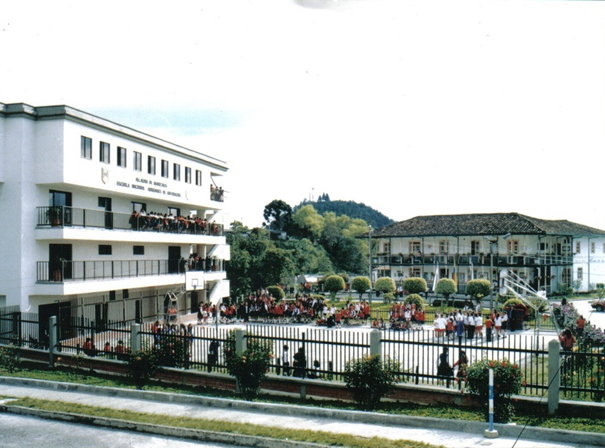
[2,0,604,230]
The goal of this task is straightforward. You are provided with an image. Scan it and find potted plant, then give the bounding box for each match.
[47,206,62,226]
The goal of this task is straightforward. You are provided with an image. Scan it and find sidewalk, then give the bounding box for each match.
[0,377,603,448]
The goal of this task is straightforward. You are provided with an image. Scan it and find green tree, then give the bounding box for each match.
[258,248,296,287]
[263,199,293,240]
[466,279,491,305]
[344,355,400,410]
[351,276,371,300]
[403,277,427,295]
[226,222,270,298]
[292,205,324,241]
[404,294,425,310]
[267,285,285,301]
[436,278,456,306]
[324,274,345,300]
[375,277,396,296]
[320,213,366,274]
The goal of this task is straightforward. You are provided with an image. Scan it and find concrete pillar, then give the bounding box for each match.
[370,330,381,357]
[235,328,246,355]
[48,316,57,368]
[130,323,141,353]
[548,339,560,415]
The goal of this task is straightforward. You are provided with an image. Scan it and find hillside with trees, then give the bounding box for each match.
[227,198,374,299]
[294,194,394,229]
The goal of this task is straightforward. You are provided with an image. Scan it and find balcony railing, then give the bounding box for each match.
[37,206,224,236]
[373,253,573,267]
[37,258,225,283]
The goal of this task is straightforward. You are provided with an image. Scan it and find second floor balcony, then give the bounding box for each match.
[373,253,573,267]
[37,206,224,236]
[36,258,225,283]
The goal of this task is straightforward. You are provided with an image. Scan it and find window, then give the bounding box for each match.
[161,160,169,178]
[168,207,180,216]
[195,169,202,186]
[109,290,116,301]
[382,242,390,254]
[410,267,421,277]
[470,240,480,255]
[577,267,583,281]
[173,163,181,181]
[81,136,92,159]
[185,167,192,184]
[439,240,449,255]
[591,242,595,254]
[133,245,145,255]
[148,156,156,175]
[409,241,421,254]
[117,146,127,168]
[539,242,549,252]
[100,142,110,164]
[576,241,581,254]
[133,151,142,171]
[507,240,519,255]
[132,201,146,212]
[99,245,112,255]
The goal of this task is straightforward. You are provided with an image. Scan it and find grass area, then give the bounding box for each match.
[6,396,443,448]
[2,366,604,435]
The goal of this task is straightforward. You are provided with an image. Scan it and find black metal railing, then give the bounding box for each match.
[36,206,224,236]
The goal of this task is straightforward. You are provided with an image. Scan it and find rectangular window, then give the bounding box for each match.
[133,151,142,171]
[173,163,181,181]
[100,142,110,164]
[81,136,92,159]
[168,207,180,216]
[576,241,581,254]
[409,241,421,254]
[148,156,156,175]
[117,146,127,168]
[133,245,145,255]
[195,169,202,186]
[591,242,595,254]
[539,242,549,252]
[439,240,449,255]
[185,167,192,184]
[470,240,480,255]
[507,240,519,255]
[161,160,169,178]
[99,245,112,255]
[577,267,583,281]
[132,201,146,212]
[410,267,421,277]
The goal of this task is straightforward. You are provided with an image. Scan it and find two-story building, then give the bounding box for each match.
[0,102,230,326]
[369,213,605,295]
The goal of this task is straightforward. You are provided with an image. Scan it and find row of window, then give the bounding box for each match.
[99,244,145,256]
[81,136,203,186]
[577,241,605,254]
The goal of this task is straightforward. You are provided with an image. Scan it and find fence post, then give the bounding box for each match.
[48,315,57,368]
[370,329,381,357]
[131,323,141,353]
[548,339,560,415]
[234,328,246,394]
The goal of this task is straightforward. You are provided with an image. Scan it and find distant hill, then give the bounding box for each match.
[294,196,394,229]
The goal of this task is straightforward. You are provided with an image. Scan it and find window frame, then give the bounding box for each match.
[133,151,142,171]
[81,136,92,159]
[99,141,110,164]
[148,156,156,175]
[173,163,181,181]
[98,244,112,255]
[161,159,169,178]
[117,146,127,168]
[195,169,202,186]
[185,167,192,184]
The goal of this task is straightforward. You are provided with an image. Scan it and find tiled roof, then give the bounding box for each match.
[370,213,605,238]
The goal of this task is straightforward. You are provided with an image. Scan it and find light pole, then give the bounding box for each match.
[368,225,373,306]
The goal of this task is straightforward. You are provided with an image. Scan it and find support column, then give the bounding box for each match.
[548,339,561,414]
[48,316,57,368]
[130,323,141,353]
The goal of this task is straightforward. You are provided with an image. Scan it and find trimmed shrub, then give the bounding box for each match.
[0,345,19,373]
[324,275,345,300]
[344,354,400,410]
[404,294,425,310]
[383,293,396,304]
[466,358,523,423]
[267,285,285,301]
[435,278,456,304]
[126,349,158,389]
[466,279,491,304]
[225,332,273,400]
[403,277,427,295]
[351,276,371,299]
[375,277,396,295]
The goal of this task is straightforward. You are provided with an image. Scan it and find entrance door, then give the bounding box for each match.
[39,302,72,345]
[99,197,113,229]
[168,246,181,274]
[49,244,72,281]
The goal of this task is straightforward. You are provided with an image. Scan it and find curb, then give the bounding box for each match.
[1,376,604,447]
[0,404,331,448]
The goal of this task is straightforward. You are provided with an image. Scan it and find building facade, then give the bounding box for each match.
[0,102,230,324]
[370,213,605,295]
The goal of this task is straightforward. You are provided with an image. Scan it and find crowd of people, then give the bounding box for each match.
[129,209,222,235]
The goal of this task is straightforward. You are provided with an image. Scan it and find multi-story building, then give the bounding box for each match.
[0,102,230,326]
[370,213,605,295]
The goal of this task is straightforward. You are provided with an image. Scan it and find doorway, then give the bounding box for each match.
[168,246,181,274]
[98,197,113,229]
[49,244,72,281]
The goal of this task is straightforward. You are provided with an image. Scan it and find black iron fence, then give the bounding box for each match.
[2,308,604,402]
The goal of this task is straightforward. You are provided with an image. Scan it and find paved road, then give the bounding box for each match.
[573,299,605,330]
[0,413,249,448]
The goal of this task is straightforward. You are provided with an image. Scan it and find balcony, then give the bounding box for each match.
[372,253,573,267]
[37,206,224,236]
[36,258,225,283]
